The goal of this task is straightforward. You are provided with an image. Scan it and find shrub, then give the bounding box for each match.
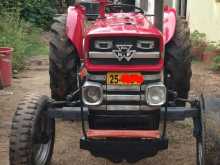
[0,12,48,71]
[0,0,76,29]
[191,30,207,49]
[20,0,57,29]
[212,55,220,71]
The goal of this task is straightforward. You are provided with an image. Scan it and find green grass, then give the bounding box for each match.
[0,11,48,71]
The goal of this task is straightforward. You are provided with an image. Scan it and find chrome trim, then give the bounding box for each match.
[88,105,107,110]
[87,73,161,82]
[88,105,159,111]
[113,45,136,61]
[107,85,140,91]
[89,52,112,58]
[94,40,113,50]
[82,81,103,106]
[137,40,155,50]
[143,74,161,81]
[145,82,167,106]
[107,95,140,101]
[87,74,106,81]
[140,105,160,111]
[107,105,140,111]
[89,51,160,59]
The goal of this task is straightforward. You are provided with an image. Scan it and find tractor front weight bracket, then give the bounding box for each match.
[47,102,200,122]
[47,99,201,162]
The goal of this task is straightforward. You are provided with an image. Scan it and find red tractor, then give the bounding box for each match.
[9,0,220,165]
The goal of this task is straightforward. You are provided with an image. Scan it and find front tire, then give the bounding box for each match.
[165,17,192,106]
[196,95,220,165]
[49,15,79,100]
[9,94,55,165]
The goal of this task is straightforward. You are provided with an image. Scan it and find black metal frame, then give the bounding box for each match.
[47,98,201,162]
[80,137,168,163]
[48,104,199,121]
[44,59,202,163]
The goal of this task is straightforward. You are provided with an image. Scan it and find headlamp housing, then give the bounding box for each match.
[145,83,166,106]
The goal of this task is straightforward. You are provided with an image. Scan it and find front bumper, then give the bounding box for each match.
[48,106,199,122]
[80,137,168,163]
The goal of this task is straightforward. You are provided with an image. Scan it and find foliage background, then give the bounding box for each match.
[0,0,75,29]
[0,0,77,70]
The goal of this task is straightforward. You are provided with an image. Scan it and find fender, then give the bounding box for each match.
[163,6,176,44]
[66,5,86,59]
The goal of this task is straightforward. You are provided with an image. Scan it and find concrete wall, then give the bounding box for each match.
[187,0,220,41]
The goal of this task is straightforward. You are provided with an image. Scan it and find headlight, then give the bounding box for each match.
[145,83,166,106]
[94,40,113,50]
[82,81,103,106]
[137,40,155,50]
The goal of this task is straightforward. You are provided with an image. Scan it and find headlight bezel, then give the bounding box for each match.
[145,83,166,106]
[94,40,113,50]
[82,81,103,106]
[137,40,155,50]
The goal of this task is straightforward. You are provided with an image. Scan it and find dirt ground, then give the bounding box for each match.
[1,58,220,165]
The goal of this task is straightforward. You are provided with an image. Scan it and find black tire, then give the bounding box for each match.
[9,94,55,165]
[49,15,79,100]
[196,95,220,165]
[165,17,192,106]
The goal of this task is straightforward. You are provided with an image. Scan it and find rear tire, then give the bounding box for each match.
[49,15,79,100]
[196,95,220,165]
[165,17,192,106]
[9,94,55,165]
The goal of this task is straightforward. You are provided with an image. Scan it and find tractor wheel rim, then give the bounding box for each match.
[33,115,53,165]
[34,141,52,165]
[198,141,203,165]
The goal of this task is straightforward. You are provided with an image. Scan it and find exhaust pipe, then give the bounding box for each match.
[154,0,164,32]
[177,0,187,18]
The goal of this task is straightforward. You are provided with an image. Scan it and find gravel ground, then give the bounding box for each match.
[0,59,220,165]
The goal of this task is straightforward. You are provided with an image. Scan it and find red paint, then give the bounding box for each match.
[163,7,176,44]
[66,5,86,58]
[0,47,13,87]
[85,58,164,72]
[66,3,176,72]
[98,0,108,18]
[87,129,161,139]
[80,66,87,79]
[120,73,144,85]
[87,12,164,53]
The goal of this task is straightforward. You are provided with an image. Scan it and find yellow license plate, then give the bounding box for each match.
[107,72,144,85]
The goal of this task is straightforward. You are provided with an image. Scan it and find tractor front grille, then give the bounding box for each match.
[90,57,160,65]
[90,37,160,52]
[88,37,161,66]
[87,72,162,111]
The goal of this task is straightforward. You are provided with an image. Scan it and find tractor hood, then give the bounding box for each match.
[87,13,162,38]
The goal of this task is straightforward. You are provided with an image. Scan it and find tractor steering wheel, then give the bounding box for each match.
[105,4,144,14]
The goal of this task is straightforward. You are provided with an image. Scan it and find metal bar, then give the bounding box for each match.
[89,52,160,59]
[88,105,158,111]
[154,0,164,32]
[107,95,140,101]
[48,107,88,120]
[87,129,160,139]
[47,106,199,121]
[87,74,161,82]
[160,107,199,121]
[107,105,140,111]
[107,85,140,91]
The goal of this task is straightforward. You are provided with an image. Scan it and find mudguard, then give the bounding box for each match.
[66,5,86,59]
[163,6,176,44]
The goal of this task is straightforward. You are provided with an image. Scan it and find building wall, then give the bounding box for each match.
[187,0,220,41]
